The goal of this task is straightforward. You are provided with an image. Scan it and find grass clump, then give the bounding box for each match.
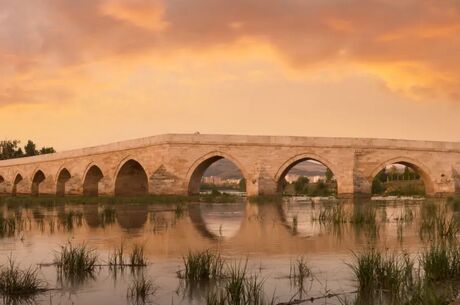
[289,257,311,285]
[420,243,460,281]
[0,258,45,297]
[180,250,225,281]
[108,243,125,268]
[348,248,414,296]
[127,275,157,304]
[130,244,148,267]
[54,242,98,275]
[206,263,275,305]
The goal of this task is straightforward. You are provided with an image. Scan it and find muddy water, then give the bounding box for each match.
[0,198,450,304]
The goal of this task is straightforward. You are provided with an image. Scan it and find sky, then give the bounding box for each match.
[1,0,460,151]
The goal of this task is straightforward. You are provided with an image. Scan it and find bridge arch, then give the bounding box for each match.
[186,151,249,195]
[114,158,148,196]
[369,156,435,196]
[56,167,71,196]
[83,164,104,196]
[12,173,24,196]
[275,153,338,195]
[0,175,5,193]
[31,169,46,196]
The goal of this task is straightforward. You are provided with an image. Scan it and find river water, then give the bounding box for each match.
[0,197,453,304]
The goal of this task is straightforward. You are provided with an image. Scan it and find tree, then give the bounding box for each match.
[294,176,309,194]
[0,139,55,160]
[325,168,334,182]
[24,140,38,156]
[40,147,56,154]
[0,140,23,160]
[377,170,388,183]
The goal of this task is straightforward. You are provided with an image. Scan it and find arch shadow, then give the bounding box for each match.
[114,158,148,196]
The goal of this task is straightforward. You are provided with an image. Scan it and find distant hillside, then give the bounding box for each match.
[203,159,328,179]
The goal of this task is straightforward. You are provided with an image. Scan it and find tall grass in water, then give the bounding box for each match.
[127,275,157,305]
[289,257,311,286]
[108,243,125,268]
[206,262,275,305]
[129,244,148,267]
[54,242,98,275]
[180,250,225,281]
[0,258,45,297]
[348,248,414,296]
[419,202,459,241]
[315,205,347,224]
[420,243,460,281]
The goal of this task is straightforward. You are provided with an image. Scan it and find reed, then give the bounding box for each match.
[180,250,226,281]
[0,258,45,296]
[348,249,414,296]
[54,242,98,275]
[420,243,460,281]
[129,244,148,267]
[127,275,157,304]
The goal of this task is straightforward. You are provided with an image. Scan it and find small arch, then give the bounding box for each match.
[0,175,5,194]
[83,165,104,196]
[31,170,46,196]
[275,154,337,196]
[370,157,434,196]
[186,151,248,195]
[114,159,148,196]
[56,168,71,196]
[12,173,23,196]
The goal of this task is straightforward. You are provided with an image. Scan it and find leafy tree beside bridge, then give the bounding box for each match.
[0,140,55,160]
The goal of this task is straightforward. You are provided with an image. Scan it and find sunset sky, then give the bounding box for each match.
[1,0,460,150]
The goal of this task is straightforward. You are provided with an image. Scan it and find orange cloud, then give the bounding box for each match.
[1,0,460,107]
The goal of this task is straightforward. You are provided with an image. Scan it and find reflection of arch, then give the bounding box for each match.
[56,168,71,196]
[116,205,147,229]
[186,151,248,195]
[370,157,435,195]
[275,153,337,192]
[12,173,23,196]
[83,205,101,228]
[31,170,46,196]
[83,165,104,196]
[188,203,246,240]
[114,159,148,196]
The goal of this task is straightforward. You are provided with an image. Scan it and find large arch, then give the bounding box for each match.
[369,157,435,196]
[83,165,104,196]
[56,168,71,196]
[12,173,23,196]
[31,170,46,196]
[186,151,248,195]
[275,153,338,195]
[114,159,148,196]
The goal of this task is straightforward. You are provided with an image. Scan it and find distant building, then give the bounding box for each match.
[201,176,241,186]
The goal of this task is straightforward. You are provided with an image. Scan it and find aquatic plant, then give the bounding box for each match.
[0,258,45,297]
[54,242,98,275]
[348,248,414,296]
[127,275,157,304]
[100,206,116,225]
[420,243,460,281]
[289,256,311,286]
[206,263,275,305]
[315,205,347,224]
[108,243,125,268]
[129,244,148,267]
[180,250,226,281]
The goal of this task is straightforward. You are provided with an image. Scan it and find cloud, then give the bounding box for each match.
[1,0,460,106]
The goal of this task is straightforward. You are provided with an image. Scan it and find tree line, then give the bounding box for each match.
[0,140,56,160]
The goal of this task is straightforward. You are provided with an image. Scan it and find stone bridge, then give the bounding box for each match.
[0,134,459,198]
